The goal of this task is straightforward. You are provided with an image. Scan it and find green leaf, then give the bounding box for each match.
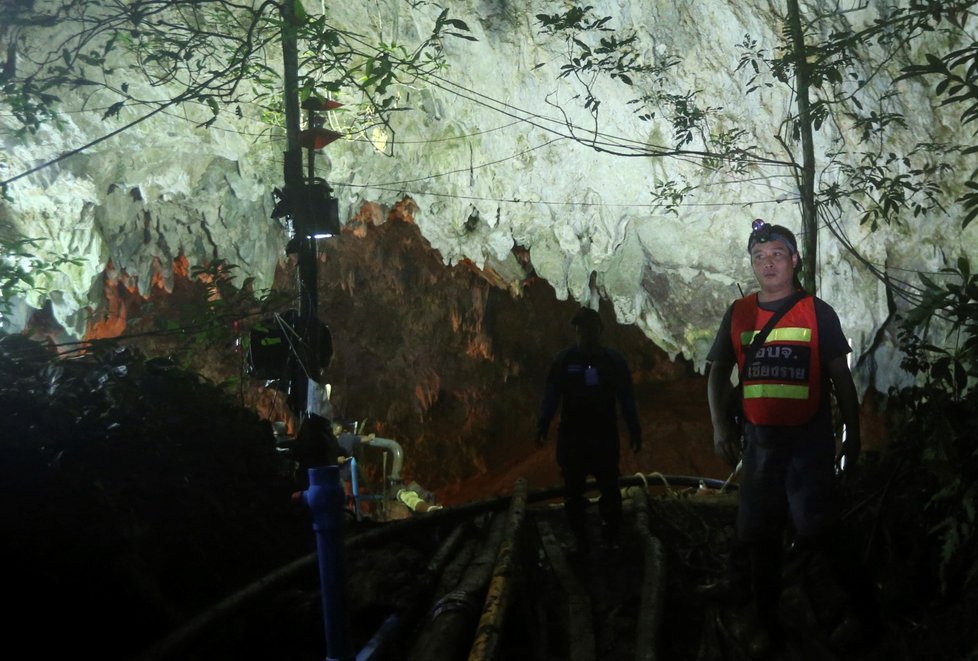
[962,202,978,229]
[445,19,470,31]
[958,255,971,280]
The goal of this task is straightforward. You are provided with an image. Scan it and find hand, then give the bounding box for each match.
[713,421,741,467]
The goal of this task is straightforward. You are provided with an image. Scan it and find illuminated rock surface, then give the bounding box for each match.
[2,0,975,396]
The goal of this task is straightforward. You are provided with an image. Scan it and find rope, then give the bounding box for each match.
[273,312,313,381]
[644,472,676,498]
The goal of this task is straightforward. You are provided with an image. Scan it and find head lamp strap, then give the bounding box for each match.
[748,219,797,254]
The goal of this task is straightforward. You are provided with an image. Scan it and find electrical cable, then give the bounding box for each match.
[816,204,926,305]
[335,180,797,210]
[273,311,313,382]
[335,25,797,170]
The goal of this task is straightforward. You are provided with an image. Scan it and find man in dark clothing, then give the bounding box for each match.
[537,306,643,554]
[706,220,878,658]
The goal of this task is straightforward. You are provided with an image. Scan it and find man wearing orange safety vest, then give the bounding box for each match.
[705,220,878,658]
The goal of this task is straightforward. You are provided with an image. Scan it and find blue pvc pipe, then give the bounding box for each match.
[349,457,362,521]
[300,465,355,661]
[355,613,401,661]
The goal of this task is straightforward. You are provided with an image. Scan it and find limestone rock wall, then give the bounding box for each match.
[282,210,717,497]
[2,0,977,398]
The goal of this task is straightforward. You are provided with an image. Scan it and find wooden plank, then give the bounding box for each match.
[537,516,595,661]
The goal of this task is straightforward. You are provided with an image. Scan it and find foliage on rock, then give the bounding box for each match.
[888,256,978,598]
[0,235,83,323]
[0,0,474,182]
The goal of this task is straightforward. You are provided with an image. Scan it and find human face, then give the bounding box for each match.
[575,323,602,352]
[751,240,798,300]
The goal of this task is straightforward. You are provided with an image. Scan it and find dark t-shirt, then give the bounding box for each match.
[707,295,851,365]
[707,294,851,428]
[538,345,641,444]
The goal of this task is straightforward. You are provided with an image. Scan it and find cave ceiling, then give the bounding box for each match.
[2,0,977,400]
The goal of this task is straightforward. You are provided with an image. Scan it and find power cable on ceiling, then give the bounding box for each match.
[0,103,529,144]
[334,180,798,210]
[337,26,798,170]
[0,17,873,229]
[250,128,795,207]
[342,136,567,187]
[2,17,796,186]
[420,65,798,170]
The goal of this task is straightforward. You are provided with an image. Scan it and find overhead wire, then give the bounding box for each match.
[336,25,798,170]
[0,103,528,145]
[2,11,798,203]
[418,69,797,169]
[816,204,926,306]
[1,8,957,287]
[343,136,568,187]
[335,180,796,211]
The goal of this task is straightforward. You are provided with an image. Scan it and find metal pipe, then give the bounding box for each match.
[362,436,404,481]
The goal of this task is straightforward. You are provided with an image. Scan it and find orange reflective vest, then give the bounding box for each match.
[730,293,821,426]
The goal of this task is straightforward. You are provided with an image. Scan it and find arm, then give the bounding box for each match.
[536,360,561,446]
[707,359,740,466]
[827,355,861,471]
[617,360,643,453]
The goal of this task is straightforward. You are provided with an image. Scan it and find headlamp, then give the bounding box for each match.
[748,218,797,254]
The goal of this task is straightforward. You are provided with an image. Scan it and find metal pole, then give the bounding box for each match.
[281,0,320,413]
[282,9,348,661]
[281,1,302,187]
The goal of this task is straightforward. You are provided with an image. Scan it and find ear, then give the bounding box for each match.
[791,252,799,268]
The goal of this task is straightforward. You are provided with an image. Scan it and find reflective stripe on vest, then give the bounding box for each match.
[740,327,812,345]
[743,383,809,400]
